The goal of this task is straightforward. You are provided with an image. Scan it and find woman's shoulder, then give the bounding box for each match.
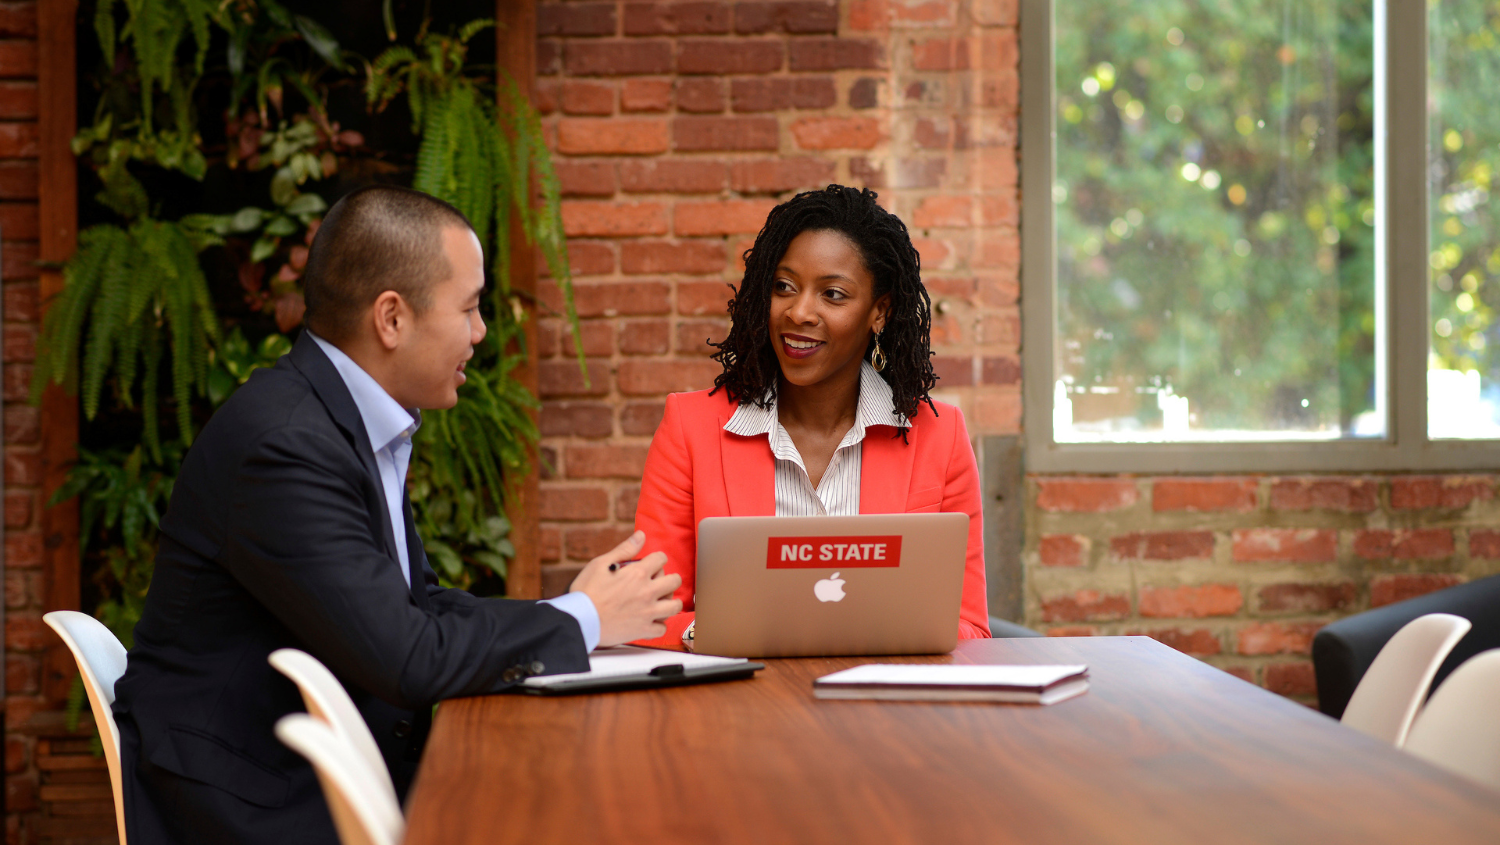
[665,387,737,415]
[905,395,967,433]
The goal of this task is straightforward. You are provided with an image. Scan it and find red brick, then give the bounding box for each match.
[5,654,34,694]
[0,4,36,39]
[676,318,729,355]
[622,239,726,274]
[621,79,673,112]
[619,319,671,355]
[1035,478,1138,513]
[617,485,642,521]
[1269,477,1378,512]
[675,199,777,236]
[0,160,36,198]
[2,528,37,567]
[973,0,1018,25]
[981,356,1019,385]
[565,40,674,76]
[1138,584,1242,619]
[849,76,880,108]
[560,81,616,116]
[1153,478,1257,512]
[975,393,1018,435]
[1231,528,1336,563]
[1237,621,1320,656]
[729,157,836,194]
[673,116,779,151]
[978,194,1018,228]
[1258,582,1357,614]
[911,196,971,229]
[4,610,44,649]
[1,320,30,361]
[0,121,37,157]
[1038,534,1086,568]
[619,159,728,194]
[0,40,35,78]
[618,359,721,395]
[1127,628,1221,657]
[912,37,970,71]
[7,769,37,811]
[538,360,610,398]
[893,0,955,25]
[555,161,617,197]
[561,201,669,237]
[541,402,615,439]
[1040,590,1129,623]
[538,3,618,36]
[4,362,30,401]
[1390,475,1495,509]
[1222,666,1256,684]
[1354,528,1454,560]
[565,445,650,479]
[676,78,726,112]
[1045,626,1096,637]
[566,525,637,561]
[731,77,837,112]
[5,736,23,774]
[978,272,1019,307]
[540,486,611,522]
[6,449,40,486]
[0,81,34,119]
[565,241,616,276]
[540,526,561,560]
[914,237,951,271]
[538,40,560,76]
[4,404,36,442]
[1111,531,1215,561]
[1264,662,1317,698]
[4,490,28,528]
[623,2,731,35]
[848,0,888,30]
[621,401,666,435]
[788,38,883,70]
[930,355,972,386]
[557,119,669,155]
[540,317,613,358]
[548,281,672,318]
[678,281,736,316]
[1470,528,1500,559]
[976,146,1019,190]
[679,40,784,74]
[735,1,839,33]
[1370,573,1462,608]
[977,30,1019,71]
[790,116,881,150]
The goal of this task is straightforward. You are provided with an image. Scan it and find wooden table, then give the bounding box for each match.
[403,637,1500,844]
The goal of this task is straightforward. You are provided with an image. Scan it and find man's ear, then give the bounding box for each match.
[370,290,408,351]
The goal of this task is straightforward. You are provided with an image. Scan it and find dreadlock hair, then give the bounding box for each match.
[709,184,937,425]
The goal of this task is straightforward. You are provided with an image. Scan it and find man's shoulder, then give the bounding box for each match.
[206,356,332,442]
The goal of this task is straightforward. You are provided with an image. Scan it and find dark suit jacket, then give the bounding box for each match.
[111,333,589,845]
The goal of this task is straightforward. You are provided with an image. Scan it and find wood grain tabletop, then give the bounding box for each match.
[402,636,1500,844]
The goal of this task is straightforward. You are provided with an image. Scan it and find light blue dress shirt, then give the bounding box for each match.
[308,332,600,651]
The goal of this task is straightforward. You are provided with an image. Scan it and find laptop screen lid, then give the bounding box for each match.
[692,513,968,658]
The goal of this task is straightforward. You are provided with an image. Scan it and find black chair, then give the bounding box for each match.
[990,616,1044,638]
[1311,574,1500,719]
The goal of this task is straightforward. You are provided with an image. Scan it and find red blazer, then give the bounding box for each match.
[632,388,991,650]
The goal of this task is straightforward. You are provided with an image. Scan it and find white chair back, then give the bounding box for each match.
[1404,649,1500,791]
[42,610,129,844]
[276,714,405,845]
[269,648,398,805]
[1340,612,1471,746]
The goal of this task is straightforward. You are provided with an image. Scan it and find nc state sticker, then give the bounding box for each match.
[766,535,902,569]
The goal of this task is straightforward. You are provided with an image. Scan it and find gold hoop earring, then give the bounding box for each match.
[871,332,887,372]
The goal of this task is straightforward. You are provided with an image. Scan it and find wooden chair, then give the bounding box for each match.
[1404,649,1500,790]
[276,714,405,845]
[1339,613,1471,746]
[42,611,129,845]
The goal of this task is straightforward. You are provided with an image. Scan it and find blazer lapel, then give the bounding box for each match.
[402,490,430,610]
[721,408,776,516]
[860,427,916,514]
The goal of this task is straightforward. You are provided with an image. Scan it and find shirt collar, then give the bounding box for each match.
[308,331,421,454]
[724,360,909,439]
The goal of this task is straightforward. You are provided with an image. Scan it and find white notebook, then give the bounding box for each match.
[814,663,1089,704]
[519,645,761,695]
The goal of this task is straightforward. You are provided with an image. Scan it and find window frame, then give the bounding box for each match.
[1021,0,1500,472]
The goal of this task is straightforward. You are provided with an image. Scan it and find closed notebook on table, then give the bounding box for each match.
[519,645,763,695]
[814,664,1089,704]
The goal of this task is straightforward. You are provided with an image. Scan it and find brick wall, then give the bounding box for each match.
[533,0,1022,592]
[1028,476,1500,703]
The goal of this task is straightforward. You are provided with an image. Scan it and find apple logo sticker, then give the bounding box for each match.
[814,572,846,603]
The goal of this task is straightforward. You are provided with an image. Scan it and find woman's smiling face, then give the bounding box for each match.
[768,229,889,392]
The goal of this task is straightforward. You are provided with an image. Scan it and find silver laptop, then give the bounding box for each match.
[692,513,969,658]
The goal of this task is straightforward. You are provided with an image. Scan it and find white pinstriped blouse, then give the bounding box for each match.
[723,361,910,516]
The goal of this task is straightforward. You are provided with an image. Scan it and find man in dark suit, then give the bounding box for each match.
[110,186,681,845]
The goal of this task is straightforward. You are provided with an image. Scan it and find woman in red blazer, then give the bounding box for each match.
[633,186,990,649]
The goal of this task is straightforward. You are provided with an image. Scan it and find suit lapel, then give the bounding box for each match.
[402,489,430,610]
[720,405,776,516]
[860,427,915,514]
[288,332,405,575]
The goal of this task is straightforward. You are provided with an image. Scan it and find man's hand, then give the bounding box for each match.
[569,531,682,647]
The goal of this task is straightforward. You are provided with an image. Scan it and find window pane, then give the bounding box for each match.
[1053,0,1379,443]
[1428,0,1500,439]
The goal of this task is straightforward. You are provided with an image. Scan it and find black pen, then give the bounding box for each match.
[608,559,637,572]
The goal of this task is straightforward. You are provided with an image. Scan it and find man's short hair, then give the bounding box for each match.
[302,186,476,343]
